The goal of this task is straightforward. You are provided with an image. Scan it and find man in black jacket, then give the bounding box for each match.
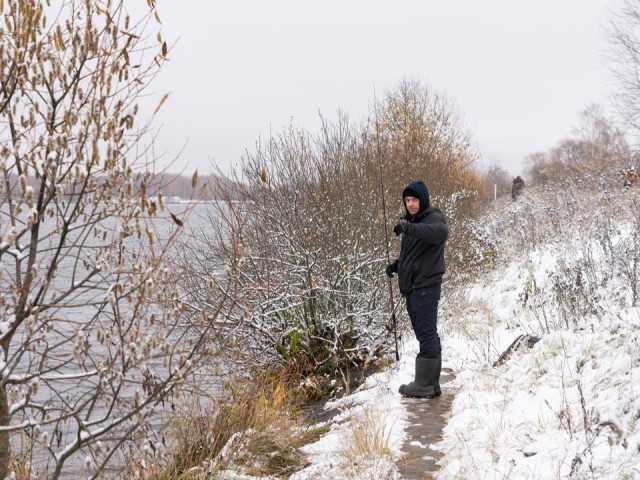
[386,180,448,398]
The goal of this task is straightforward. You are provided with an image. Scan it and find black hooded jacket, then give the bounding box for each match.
[390,181,448,295]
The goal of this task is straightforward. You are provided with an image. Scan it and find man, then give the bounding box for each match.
[386,180,448,398]
[511,176,525,200]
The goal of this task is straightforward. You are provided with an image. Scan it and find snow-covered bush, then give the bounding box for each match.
[182,80,486,396]
[182,117,393,394]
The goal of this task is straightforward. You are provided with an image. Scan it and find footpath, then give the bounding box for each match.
[396,368,455,480]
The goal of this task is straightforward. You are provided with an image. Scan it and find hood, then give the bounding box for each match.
[402,180,430,218]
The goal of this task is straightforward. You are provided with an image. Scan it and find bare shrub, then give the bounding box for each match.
[180,79,484,394]
[177,114,394,397]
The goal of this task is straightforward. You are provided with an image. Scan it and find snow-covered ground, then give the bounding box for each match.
[292,190,640,480]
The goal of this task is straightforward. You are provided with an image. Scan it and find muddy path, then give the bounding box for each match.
[397,369,455,479]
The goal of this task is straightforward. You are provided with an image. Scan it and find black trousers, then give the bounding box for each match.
[405,283,441,359]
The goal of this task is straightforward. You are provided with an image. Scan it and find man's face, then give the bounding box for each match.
[405,196,420,215]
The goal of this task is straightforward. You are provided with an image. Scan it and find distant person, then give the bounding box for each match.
[511,176,525,200]
[622,166,637,189]
[385,180,448,398]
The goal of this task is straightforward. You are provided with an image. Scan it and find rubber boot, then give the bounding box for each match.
[399,357,439,398]
[433,356,442,396]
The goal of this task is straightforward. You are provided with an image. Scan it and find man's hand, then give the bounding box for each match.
[393,222,408,236]
[385,263,397,278]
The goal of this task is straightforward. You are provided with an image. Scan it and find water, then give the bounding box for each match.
[1,201,221,478]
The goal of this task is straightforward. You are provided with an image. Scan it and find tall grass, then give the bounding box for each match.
[337,408,396,479]
[151,364,327,479]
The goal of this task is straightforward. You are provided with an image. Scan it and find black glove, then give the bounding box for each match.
[393,222,408,236]
[385,262,397,278]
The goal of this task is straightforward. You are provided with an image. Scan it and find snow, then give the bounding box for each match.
[292,195,640,480]
[0,346,7,379]
[6,248,28,261]
[0,321,12,335]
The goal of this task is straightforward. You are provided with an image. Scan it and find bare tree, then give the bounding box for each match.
[523,105,629,187]
[0,2,228,478]
[609,0,640,135]
[370,78,487,277]
[373,78,482,199]
[481,163,512,200]
[523,151,550,187]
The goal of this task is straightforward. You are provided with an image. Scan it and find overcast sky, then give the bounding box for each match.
[141,0,619,176]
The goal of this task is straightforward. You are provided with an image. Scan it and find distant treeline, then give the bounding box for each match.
[2,172,242,201]
[150,172,241,200]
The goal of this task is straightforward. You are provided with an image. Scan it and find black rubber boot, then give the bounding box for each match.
[433,356,442,396]
[399,357,439,398]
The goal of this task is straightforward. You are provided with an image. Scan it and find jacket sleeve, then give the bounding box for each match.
[405,211,448,243]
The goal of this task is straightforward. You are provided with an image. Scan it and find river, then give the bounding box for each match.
[1,200,221,478]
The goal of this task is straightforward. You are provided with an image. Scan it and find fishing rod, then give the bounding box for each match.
[373,88,400,362]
